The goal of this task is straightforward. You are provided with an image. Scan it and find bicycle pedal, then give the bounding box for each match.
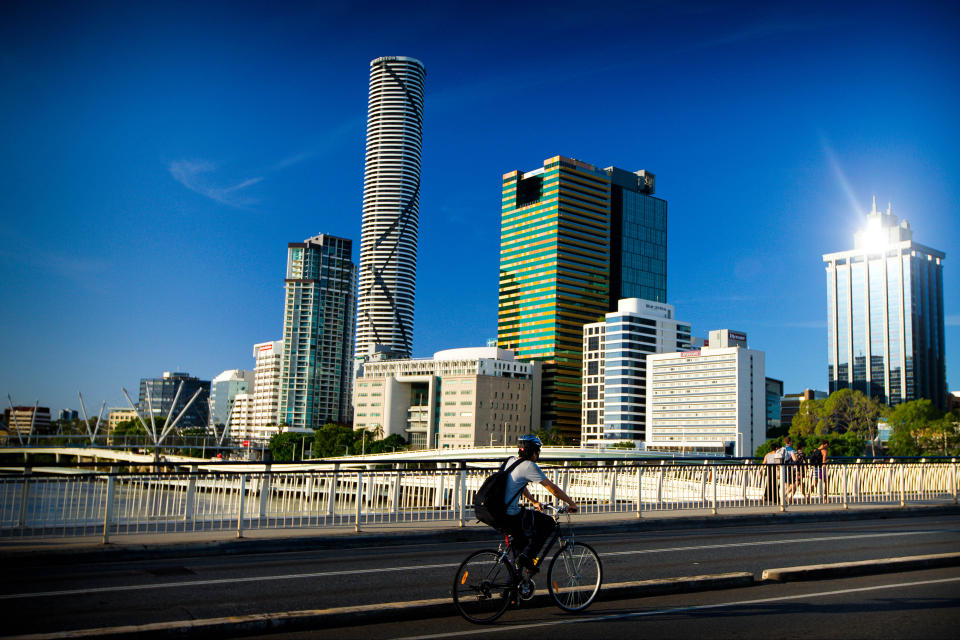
[519,578,536,601]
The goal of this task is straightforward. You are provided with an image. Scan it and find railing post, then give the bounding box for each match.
[392,469,401,521]
[259,467,272,522]
[18,472,31,530]
[657,462,664,507]
[952,459,958,505]
[609,467,618,509]
[741,461,748,506]
[327,464,339,518]
[711,464,718,515]
[842,464,848,510]
[635,465,643,519]
[102,475,116,544]
[236,473,247,538]
[458,463,466,528]
[185,466,197,527]
[779,463,786,512]
[900,463,906,507]
[354,471,363,533]
[562,461,570,493]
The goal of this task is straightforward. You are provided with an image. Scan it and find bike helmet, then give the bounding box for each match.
[517,434,542,459]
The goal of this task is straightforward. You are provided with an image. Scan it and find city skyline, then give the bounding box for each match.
[1,1,958,415]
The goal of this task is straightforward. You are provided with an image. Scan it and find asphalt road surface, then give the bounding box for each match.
[3,514,959,636]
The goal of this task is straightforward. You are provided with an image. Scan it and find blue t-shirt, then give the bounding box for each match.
[503,456,547,516]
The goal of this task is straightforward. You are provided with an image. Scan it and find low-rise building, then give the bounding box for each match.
[107,408,140,433]
[3,405,51,438]
[780,389,828,429]
[647,330,765,456]
[353,347,541,449]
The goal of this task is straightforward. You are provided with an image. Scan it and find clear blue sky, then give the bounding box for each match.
[1,0,958,414]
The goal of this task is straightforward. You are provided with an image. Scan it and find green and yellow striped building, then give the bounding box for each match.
[498,156,668,441]
[498,156,612,440]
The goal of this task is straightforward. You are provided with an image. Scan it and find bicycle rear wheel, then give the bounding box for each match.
[547,541,602,612]
[452,549,517,624]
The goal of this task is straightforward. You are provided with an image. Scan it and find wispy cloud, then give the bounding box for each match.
[692,19,827,50]
[168,160,262,209]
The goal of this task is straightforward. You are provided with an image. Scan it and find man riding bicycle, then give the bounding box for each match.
[500,434,578,575]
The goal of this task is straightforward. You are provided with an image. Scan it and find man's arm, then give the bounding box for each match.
[539,478,578,512]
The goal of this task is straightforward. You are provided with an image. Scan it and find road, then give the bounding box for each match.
[258,567,960,639]
[3,514,959,636]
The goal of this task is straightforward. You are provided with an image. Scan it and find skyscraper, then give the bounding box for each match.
[278,234,357,430]
[138,372,210,428]
[355,56,425,362]
[823,198,946,409]
[498,156,667,440]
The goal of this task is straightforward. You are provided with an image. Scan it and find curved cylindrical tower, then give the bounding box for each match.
[355,56,424,361]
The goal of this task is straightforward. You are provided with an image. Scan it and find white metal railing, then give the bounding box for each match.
[0,459,956,540]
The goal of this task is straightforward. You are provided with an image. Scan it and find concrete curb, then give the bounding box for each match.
[4,573,754,640]
[761,551,960,582]
[4,504,958,566]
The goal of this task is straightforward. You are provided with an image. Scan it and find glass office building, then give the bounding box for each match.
[823,200,946,409]
[498,156,667,441]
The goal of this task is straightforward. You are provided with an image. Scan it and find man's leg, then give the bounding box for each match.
[517,511,556,573]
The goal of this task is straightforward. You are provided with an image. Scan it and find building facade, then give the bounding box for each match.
[647,330,765,456]
[209,369,254,428]
[3,405,51,438]
[250,340,282,441]
[353,347,541,449]
[278,234,357,431]
[498,156,667,441]
[581,299,690,447]
[107,408,140,434]
[823,199,946,409]
[138,372,210,429]
[355,56,425,362]
[765,377,783,435]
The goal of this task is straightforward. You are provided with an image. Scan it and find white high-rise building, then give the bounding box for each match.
[647,330,765,456]
[355,56,425,362]
[227,393,254,445]
[581,299,691,447]
[251,340,282,441]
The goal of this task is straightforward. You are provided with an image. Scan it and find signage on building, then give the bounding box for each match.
[259,344,273,353]
[729,331,747,343]
[681,350,701,357]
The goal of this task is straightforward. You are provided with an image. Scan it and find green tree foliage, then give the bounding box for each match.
[609,441,636,449]
[887,400,959,456]
[269,431,313,461]
[754,432,865,459]
[535,427,567,446]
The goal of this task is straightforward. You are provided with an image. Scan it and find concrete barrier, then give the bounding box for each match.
[762,551,960,582]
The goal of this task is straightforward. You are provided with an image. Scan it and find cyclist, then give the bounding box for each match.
[501,434,578,575]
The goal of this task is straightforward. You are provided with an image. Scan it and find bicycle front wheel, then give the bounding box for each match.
[452,549,517,624]
[548,541,602,612]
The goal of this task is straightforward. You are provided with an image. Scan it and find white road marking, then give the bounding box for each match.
[1,529,948,600]
[396,576,960,639]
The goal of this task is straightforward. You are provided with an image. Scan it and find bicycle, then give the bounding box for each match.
[452,504,603,624]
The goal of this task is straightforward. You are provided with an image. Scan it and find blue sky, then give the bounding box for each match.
[1,0,958,414]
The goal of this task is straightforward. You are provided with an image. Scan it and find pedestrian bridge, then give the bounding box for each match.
[1,456,956,541]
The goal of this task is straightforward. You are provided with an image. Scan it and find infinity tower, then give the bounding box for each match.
[355,56,425,361]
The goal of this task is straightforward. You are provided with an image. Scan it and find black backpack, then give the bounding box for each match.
[808,448,823,466]
[473,458,525,527]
